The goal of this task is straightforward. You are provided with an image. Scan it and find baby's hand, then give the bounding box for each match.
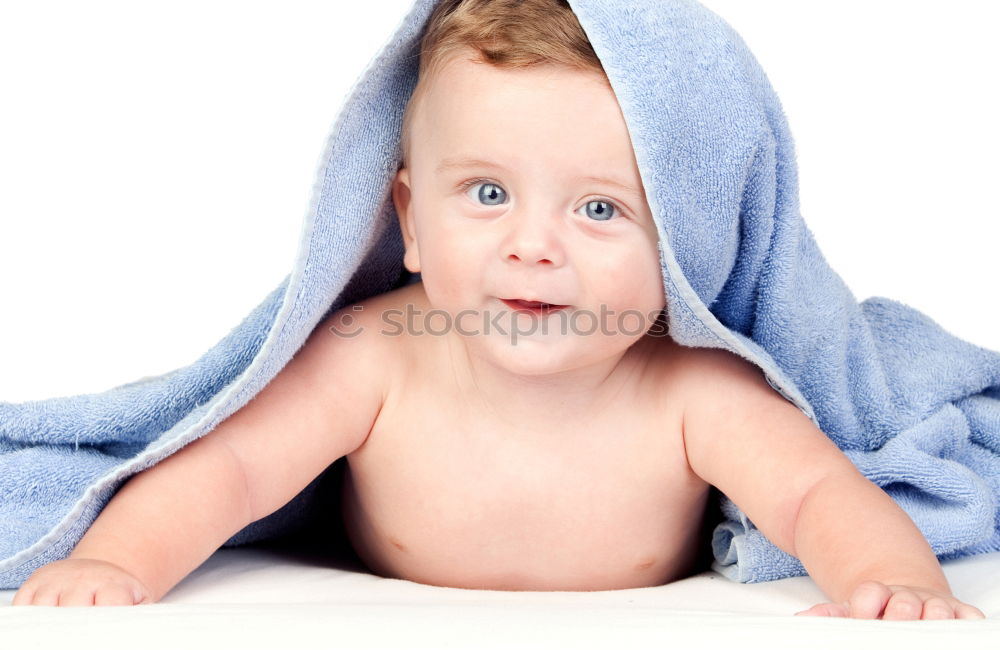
[11,558,152,607]
[794,580,985,620]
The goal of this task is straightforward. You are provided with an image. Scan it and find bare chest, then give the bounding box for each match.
[341,372,711,591]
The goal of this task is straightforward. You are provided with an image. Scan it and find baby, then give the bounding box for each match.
[11,0,986,619]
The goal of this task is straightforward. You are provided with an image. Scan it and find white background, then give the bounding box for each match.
[1,0,997,401]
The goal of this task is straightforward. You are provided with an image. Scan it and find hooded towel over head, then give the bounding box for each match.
[3,0,1000,588]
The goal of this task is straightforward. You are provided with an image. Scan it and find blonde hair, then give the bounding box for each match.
[398,0,607,168]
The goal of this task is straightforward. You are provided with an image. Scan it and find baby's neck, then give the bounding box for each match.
[450,334,649,431]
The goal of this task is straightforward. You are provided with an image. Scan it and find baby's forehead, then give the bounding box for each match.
[417,82,640,173]
[417,55,617,118]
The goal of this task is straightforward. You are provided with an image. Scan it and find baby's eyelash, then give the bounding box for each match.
[457,177,492,193]
[458,178,627,217]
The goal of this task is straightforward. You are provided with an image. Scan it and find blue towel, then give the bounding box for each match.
[2,0,999,589]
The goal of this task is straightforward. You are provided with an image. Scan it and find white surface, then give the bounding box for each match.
[1,546,999,649]
[1,1,999,647]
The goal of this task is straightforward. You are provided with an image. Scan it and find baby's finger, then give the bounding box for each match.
[93,584,138,607]
[25,585,61,607]
[10,585,36,606]
[921,597,955,620]
[57,586,97,607]
[794,602,848,617]
[955,603,987,620]
[882,590,924,620]
[846,581,891,619]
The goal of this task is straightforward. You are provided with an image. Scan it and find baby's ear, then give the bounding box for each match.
[392,167,421,273]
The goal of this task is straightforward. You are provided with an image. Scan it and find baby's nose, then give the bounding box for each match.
[500,215,565,267]
[505,250,556,266]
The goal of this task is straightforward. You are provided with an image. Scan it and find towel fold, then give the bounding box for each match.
[2,0,998,588]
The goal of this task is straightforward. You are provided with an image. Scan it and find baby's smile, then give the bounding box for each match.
[498,297,571,315]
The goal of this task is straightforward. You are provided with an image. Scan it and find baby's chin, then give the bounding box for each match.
[466,327,632,378]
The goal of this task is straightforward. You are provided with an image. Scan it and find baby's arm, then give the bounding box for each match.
[12,305,385,606]
[679,348,985,620]
[12,427,255,605]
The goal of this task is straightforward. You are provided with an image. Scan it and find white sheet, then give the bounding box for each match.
[3,545,998,649]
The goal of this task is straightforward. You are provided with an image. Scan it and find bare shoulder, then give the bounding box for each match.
[309,281,427,400]
[319,282,423,351]
[654,343,782,470]
[330,279,430,361]
[674,344,860,555]
[310,279,431,406]
[643,340,774,417]
[672,344,817,461]
[194,284,424,524]
[670,345,777,404]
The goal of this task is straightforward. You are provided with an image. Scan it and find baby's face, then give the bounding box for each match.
[393,53,666,375]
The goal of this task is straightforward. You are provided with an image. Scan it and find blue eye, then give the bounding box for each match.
[460,179,622,221]
[465,181,506,206]
[582,200,615,221]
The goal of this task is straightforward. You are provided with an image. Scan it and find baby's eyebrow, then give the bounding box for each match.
[435,156,643,198]
[435,157,503,174]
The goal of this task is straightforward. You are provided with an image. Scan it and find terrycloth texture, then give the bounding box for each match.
[2,0,999,588]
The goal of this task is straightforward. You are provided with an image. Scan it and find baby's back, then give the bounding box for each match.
[339,282,714,591]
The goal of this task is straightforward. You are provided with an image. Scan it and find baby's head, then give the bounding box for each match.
[397,0,604,171]
[392,0,667,374]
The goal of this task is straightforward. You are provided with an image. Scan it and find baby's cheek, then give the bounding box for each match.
[418,249,478,308]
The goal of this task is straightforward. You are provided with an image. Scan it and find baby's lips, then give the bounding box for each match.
[499,297,570,312]
[500,296,570,308]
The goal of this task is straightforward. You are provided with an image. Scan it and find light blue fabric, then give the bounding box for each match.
[2,0,999,588]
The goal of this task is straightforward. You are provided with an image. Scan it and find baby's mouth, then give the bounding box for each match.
[499,298,570,314]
